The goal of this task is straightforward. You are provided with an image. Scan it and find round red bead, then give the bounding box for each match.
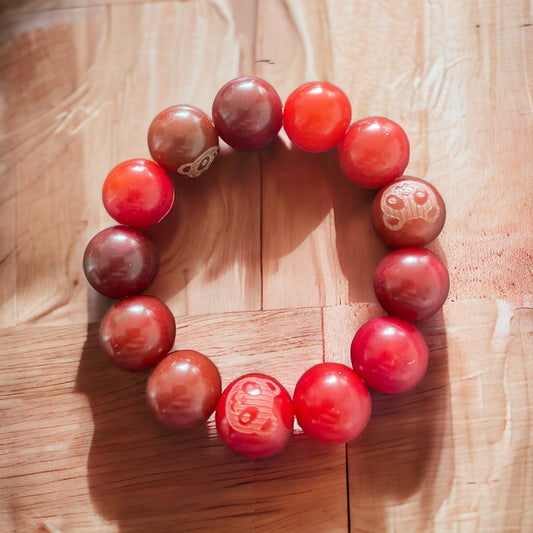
[99,295,176,371]
[146,350,222,431]
[338,116,409,188]
[293,363,371,444]
[102,158,175,228]
[373,248,449,321]
[351,317,428,394]
[215,373,294,458]
[283,81,351,153]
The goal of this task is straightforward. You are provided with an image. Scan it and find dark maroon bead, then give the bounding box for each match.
[212,76,282,150]
[372,176,446,248]
[83,226,159,298]
[373,248,449,322]
[147,105,219,177]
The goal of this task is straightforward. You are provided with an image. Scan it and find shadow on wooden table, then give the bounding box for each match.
[76,325,350,532]
[143,145,264,310]
[347,309,454,531]
[143,136,384,310]
[76,314,452,532]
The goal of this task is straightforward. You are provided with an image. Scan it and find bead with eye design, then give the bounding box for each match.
[372,176,446,248]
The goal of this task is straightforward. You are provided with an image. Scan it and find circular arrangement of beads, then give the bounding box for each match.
[83,77,449,459]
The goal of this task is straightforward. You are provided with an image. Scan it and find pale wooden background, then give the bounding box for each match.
[1,1,532,532]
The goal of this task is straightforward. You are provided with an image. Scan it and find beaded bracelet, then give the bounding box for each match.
[82,77,449,459]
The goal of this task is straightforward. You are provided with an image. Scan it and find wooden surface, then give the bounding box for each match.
[1,1,532,532]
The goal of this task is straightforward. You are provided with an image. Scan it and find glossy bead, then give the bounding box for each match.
[293,363,371,444]
[215,373,294,458]
[146,350,222,430]
[372,176,446,248]
[283,81,351,152]
[82,226,159,298]
[339,116,410,188]
[102,158,175,228]
[373,248,449,322]
[212,76,283,150]
[99,295,176,371]
[350,317,428,394]
[147,105,219,177]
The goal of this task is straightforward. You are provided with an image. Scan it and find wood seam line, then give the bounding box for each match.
[259,149,264,311]
[345,443,351,533]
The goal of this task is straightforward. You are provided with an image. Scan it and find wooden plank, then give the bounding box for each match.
[257,0,389,310]
[0,174,16,328]
[0,2,261,327]
[261,139,383,310]
[1,308,350,532]
[258,0,533,308]
[145,148,261,319]
[326,301,533,533]
[0,0,174,15]
[324,301,533,532]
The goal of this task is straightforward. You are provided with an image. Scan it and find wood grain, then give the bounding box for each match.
[1,1,532,532]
